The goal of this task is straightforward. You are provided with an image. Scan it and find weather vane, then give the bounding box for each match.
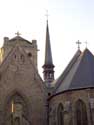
[15,31,21,36]
[76,40,81,50]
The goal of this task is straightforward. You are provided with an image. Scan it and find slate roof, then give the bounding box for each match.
[44,21,53,65]
[54,49,94,94]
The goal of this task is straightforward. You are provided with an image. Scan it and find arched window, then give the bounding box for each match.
[75,99,88,125]
[57,103,64,125]
[5,92,30,125]
[15,117,20,125]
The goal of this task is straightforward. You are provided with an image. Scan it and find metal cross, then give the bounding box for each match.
[85,41,88,48]
[15,31,21,36]
[45,10,49,21]
[76,40,81,50]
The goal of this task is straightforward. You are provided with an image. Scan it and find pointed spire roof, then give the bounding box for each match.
[42,20,55,84]
[44,20,53,65]
[54,49,94,94]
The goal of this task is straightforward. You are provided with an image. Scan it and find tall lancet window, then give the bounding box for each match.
[75,99,88,125]
[57,103,64,125]
[5,92,30,125]
[11,100,23,125]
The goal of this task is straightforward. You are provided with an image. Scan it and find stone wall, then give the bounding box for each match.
[49,88,94,125]
[0,45,47,125]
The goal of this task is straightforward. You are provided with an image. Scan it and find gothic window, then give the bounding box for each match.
[75,99,88,125]
[57,103,64,125]
[20,54,25,62]
[5,92,30,125]
[49,73,52,79]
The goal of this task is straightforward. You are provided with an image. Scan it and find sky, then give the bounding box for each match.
[0,0,94,79]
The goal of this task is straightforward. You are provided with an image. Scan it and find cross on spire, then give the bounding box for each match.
[45,10,49,22]
[76,40,81,50]
[85,41,88,48]
[15,31,21,36]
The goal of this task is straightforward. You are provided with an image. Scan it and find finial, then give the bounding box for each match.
[76,40,81,50]
[15,31,21,36]
[45,10,49,22]
[85,41,88,48]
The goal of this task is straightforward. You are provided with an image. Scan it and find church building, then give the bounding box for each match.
[0,20,94,125]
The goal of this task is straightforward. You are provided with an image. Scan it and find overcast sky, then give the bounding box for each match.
[0,0,94,79]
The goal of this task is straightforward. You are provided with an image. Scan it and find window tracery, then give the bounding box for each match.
[57,103,64,125]
[5,92,30,125]
[75,99,88,125]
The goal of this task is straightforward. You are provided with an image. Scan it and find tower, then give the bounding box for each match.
[43,20,55,87]
[2,33,38,68]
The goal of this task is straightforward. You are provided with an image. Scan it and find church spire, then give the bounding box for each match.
[45,20,53,65]
[42,20,55,86]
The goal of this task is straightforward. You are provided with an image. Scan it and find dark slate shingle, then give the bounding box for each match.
[54,49,94,94]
